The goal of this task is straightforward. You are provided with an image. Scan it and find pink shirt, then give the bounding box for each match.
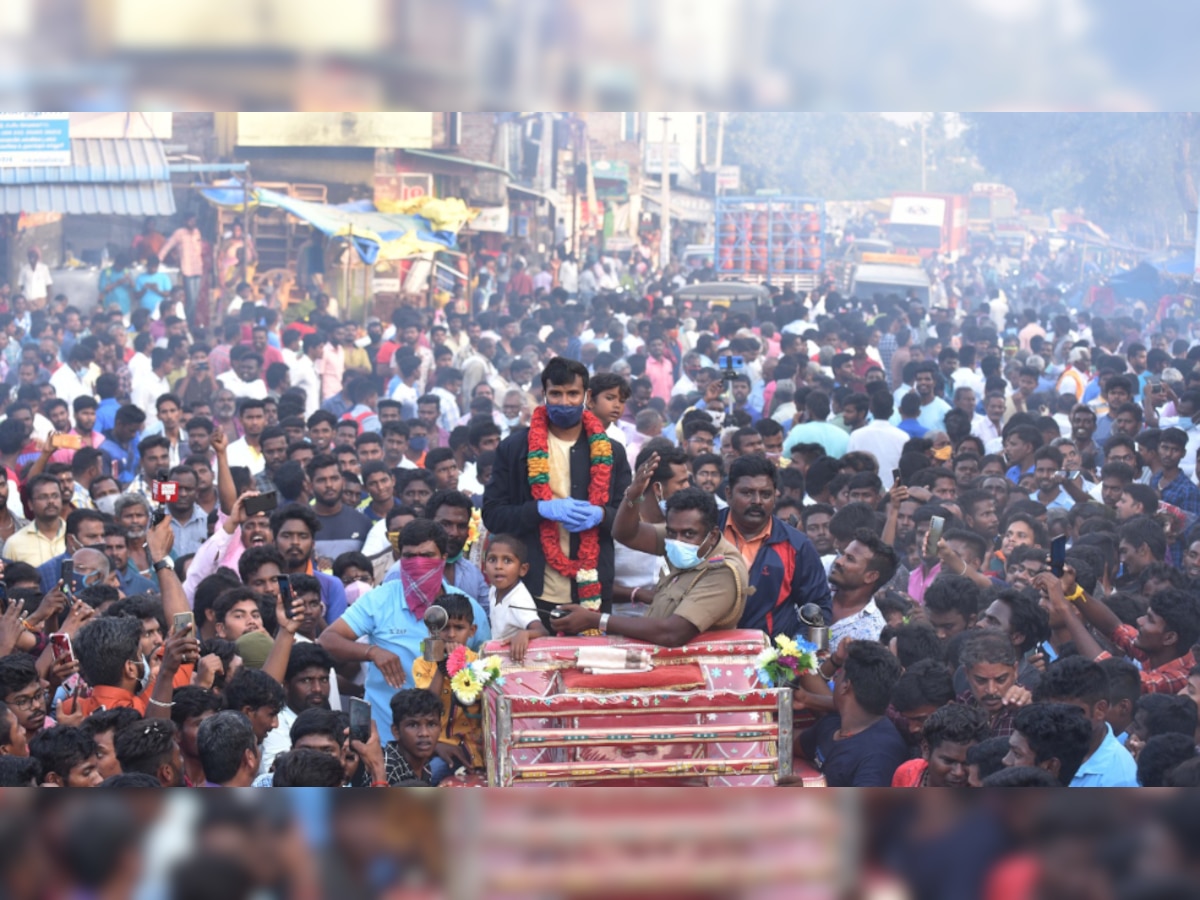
[644,355,675,403]
[159,227,205,277]
[317,344,345,402]
[49,429,106,465]
[906,562,942,605]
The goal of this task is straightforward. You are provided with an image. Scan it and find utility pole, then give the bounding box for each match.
[660,113,671,271]
[715,111,725,169]
[919,117,927,192]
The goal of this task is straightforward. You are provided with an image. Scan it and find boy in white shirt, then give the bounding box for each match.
[485,534,546,662]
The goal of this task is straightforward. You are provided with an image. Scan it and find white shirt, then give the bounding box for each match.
[362,518,393,558]
[430,386,461,434]
[605,421,628,447]
[128,352,153,386]
[131,372,171,430]
[830,598,886,653]
[18,262,52,301]
[48,365,89,409]
[559,260,579,293]
[289,354,321,418]
[1168,421,1200,479]
[846,419,909,489]
[458,461,484,497]
[259,706,297,776]
[489,581,541,642]
[225,437,265,475]
[672,374,698,397]
[951,366,985,396]
[970,415,1003,446]
[390,379,419,420]
[29,413,53,442]
[217,370,268,400]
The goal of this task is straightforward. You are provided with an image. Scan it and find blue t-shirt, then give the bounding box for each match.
[100,433,140,485]
[338,580,490,734]
[135,271,173,314]
[99,267,134,315]
[800,713,909,786]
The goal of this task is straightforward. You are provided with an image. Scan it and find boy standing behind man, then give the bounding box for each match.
[486,533,547,662]
[410,594,487,782]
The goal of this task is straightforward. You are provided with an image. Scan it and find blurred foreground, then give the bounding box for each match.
[0,0,1194,110]
[0,789,1196,899]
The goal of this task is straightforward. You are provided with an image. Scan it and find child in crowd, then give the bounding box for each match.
[383,689,442,786]
[484,533,546,662]
[588,372,630,444]
[411,594,486,779]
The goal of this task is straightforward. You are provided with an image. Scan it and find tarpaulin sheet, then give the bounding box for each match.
[200,180,472,263]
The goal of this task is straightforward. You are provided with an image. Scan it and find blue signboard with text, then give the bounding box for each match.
[0,113,71,168]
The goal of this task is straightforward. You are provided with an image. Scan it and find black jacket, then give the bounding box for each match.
[482,426,631,609]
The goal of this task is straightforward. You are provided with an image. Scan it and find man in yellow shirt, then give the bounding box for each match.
[2,474,65,566]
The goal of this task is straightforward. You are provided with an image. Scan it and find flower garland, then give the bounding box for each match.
[526,405,612,614]
[755,635,819,688]
[446,648,504,705]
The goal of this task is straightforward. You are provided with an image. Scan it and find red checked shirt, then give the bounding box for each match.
[1095,624,1196,695]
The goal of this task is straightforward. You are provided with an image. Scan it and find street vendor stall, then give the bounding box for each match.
[201,180,474,319]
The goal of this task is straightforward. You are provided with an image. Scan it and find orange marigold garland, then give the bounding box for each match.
[527,405,612,615]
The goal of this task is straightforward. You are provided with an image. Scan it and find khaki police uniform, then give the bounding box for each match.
[643,525,749,633]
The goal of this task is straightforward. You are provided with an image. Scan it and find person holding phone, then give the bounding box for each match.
[70,516,199,717]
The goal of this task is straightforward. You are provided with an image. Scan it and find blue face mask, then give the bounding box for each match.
[665,536,712,570]
[409,435,428,453]
[545,403,584,428]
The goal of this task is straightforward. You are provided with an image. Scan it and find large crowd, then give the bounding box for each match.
[0,217,1196,791]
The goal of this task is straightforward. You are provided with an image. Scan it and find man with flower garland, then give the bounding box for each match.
[483,357,631,627]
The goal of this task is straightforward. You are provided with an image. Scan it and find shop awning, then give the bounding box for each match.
[400,149,513,178]
[506,183,561,211]
[200,180,472,264]
[641,192,714,225]
[0,138,175,215]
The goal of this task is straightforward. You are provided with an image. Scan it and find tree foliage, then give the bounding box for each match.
[722,113,1197,247]
[961,113,1196,245]
[723,112,946,200]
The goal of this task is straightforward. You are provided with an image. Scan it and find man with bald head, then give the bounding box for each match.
[37,509,108,593]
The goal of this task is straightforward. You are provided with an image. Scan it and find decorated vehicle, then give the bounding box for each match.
[476,630,818,787]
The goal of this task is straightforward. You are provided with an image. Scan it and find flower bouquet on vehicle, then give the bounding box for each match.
[446,645,505,705]
[754,634,819,688]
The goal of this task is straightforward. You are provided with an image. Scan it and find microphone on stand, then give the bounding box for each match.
[799,603,829,652]
[422,605,449,662]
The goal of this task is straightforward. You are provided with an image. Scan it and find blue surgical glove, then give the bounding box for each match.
[537,499,581,523]
[564,503,604,533]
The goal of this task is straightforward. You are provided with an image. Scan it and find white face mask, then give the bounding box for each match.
[133,655,150,693]
[95,494,119,516]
